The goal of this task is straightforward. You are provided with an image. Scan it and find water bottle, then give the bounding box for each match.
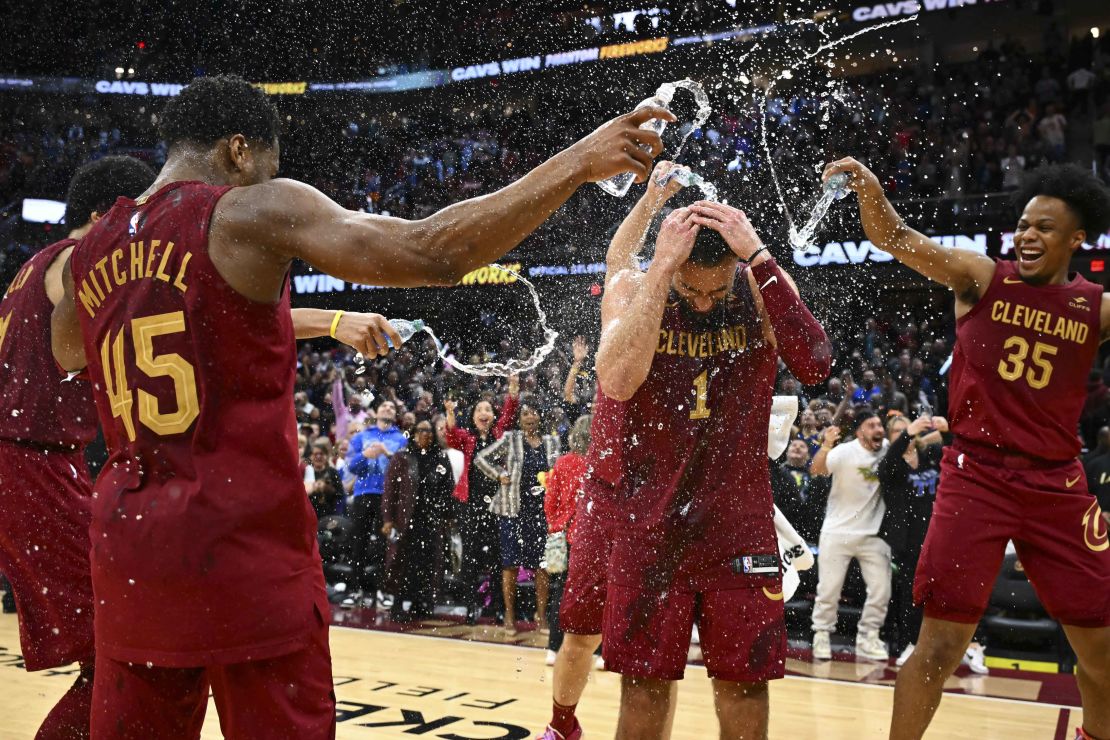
[597,93,672,198]
[824,172,851,201]
[387,318,425,348]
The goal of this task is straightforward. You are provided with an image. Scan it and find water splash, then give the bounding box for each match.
[661,166,720,202]
[658,78,712,164]
[599,78,713,198]
[424,264,559,377]
[787,173,848,251]
[757,15,919,243]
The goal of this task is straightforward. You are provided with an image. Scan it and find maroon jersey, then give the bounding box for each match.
[70,181,326,666]
[949,259,1102,462]
[0,239,97,449]
[589,275,778,589]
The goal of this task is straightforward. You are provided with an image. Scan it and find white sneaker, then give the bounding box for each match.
[896,643,915,667]
[855,631,889,661]
[962,643,989,675]
[545,649,557,667]
[594,655,606,671]
[812,630,832,661]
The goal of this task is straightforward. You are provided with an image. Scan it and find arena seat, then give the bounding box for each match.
[981,553,1074,670]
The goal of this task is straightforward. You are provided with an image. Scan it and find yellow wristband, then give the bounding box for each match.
[328,310,345,339]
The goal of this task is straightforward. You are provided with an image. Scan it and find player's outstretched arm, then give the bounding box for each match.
[596,208,699,401]
[217,107,674,290]
[823,158,996,307]
[605,161,689,277]
[290,308,402,359]
[50,258,86,372]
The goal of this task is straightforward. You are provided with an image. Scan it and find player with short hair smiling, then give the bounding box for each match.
[824,157,1110,740]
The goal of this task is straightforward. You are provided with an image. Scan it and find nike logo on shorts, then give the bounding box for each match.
[1066,476,1081,488]
[760,276,778,290]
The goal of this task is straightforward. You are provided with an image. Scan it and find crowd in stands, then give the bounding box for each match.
[5,27,1110,276]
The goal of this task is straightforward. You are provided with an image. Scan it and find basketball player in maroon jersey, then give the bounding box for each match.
[586,195,830,738]
[0,154,428,739]
[824,157,1110,740]
[0,156,154,739]
[540,162,688,740]
[47,75,670,737]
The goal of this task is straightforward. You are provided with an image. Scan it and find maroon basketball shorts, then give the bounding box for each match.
[559,486,613,635]
[91,605,335,739]
[0,440,95,670]
[915,446,1110,627]
[602,532,787,683]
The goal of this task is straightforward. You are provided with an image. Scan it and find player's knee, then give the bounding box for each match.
[715,680,768,702]
[912,634,967,674]
[621,675,673,706]
[561,632,602,658]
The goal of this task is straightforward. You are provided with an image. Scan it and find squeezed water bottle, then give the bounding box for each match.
[597,94,672,198]
[824,172,851,201]
[387,319,425,347]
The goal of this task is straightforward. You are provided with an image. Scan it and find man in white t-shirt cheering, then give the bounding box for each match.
[809,410,892,662]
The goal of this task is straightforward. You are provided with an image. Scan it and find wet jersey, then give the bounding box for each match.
[588,274,779,590]
[70,180,325,666]
[949,259,1102,462]
[0,239,97,449]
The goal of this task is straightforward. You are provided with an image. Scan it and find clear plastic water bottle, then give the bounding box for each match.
[824,172,851,201]
[597,94,672,198]
[387,318,425,347]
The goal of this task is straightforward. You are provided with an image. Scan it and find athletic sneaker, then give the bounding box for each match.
[962,644,989,675]
[896,643,915,667]
[594,656,606,671]
[339,589,363,609]
[855,631,889,661]
[545,650,557,667]
[536,718,583,740]
[812,630,832,661]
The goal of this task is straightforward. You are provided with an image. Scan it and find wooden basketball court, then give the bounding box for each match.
[0,612,1083,739]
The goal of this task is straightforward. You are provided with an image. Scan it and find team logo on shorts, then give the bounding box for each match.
[1083,500,1109,553]
[762,587,784,601]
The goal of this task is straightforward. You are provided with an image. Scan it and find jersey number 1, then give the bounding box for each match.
[101,310,200,442]
[690,370,711,420]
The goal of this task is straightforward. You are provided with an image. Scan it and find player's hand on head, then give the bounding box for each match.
[508,373,520,397]
[334,312,401,359]
[569,106,676,184]
[686,201,764,261]
[444,399,457,413]
[654,207,700,271]
[823,425,841,446]
[930,416,949,433]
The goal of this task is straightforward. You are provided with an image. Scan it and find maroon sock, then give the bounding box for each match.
[36,662,94,740]
[551,700,578,737]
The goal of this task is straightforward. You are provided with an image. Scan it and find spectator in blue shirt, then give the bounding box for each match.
[345,400,408,607]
